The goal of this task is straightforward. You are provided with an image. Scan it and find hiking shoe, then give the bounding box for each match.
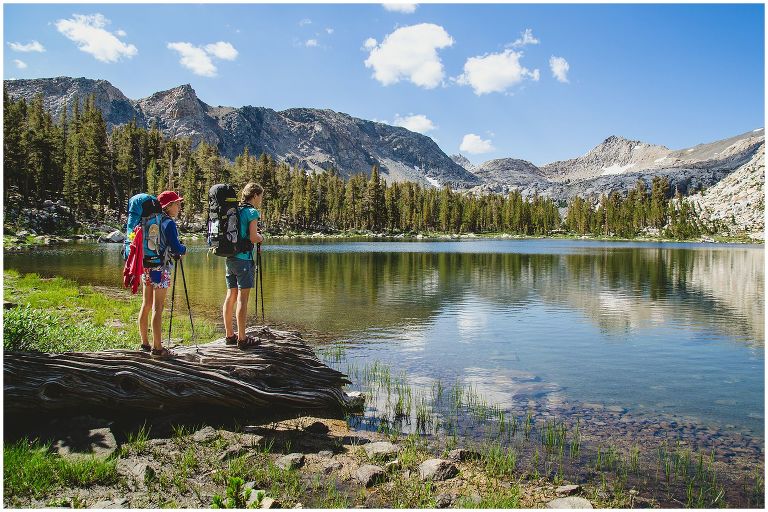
[237,335,260,349]
[150,347,174,358]
[225,334,238,346]
[140,344,151,352]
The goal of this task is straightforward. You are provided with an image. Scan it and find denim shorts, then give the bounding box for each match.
[225,258,255,289]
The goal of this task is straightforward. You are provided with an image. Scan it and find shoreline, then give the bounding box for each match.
[3,271,764,508]
[3,229,763,253]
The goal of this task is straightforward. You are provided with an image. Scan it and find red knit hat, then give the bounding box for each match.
[157,191,184,208]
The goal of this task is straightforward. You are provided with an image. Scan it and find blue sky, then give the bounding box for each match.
[4,3,764,165]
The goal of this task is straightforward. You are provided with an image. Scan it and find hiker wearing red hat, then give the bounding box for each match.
[137,190,187,358]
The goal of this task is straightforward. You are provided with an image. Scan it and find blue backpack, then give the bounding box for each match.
[125,193,170,268]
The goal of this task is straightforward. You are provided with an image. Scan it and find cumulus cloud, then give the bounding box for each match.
[549,56,570,83]
[364,23,453,89]
[168,42,216,77]
[460,133,494,154]
[204,41,238,60]
[55,13,137,63]
[383,3,417,13]
[510,28,539,48]
[393,113,436,134]
[8,40,45,52]
[299,18,312,26]
[326,28,334,34]
[305,39,318,48]
[13,59,28,69]
[168,41,239,77]
[457,49,539,95]
[115,29,127,37]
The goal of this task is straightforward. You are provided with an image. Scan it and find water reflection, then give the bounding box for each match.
[4,239,764,435]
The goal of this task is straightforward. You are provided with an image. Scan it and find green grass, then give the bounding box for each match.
[3,270,218,352]
[4,439,117,503]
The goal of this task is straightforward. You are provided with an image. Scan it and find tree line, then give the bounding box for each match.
[4,90,711,238]
[565,178,712,239]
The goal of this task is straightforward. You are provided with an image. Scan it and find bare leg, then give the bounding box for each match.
[139,282,153,346]
[223,288,238,338]
[151,287,169,350]
[236,288,251,340]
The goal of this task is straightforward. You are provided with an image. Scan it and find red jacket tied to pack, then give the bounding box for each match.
[123,226,144,294]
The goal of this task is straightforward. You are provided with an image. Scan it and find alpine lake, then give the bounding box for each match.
[5,237,764,507]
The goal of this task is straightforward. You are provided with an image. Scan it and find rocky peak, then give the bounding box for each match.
[5,76,140,130]
[450,154,475,172]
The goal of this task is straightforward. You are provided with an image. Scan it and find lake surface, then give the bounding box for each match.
[5,238,765,442]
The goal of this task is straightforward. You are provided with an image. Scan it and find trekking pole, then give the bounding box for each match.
[257,242,265,324]
[168,263,178,346]
[177,256,198,353]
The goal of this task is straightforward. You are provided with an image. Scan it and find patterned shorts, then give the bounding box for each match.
[143,264,172,289]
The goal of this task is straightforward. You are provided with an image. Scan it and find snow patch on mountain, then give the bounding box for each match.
[601,163,636,175]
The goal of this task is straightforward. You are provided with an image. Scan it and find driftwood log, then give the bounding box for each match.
[5,327,361,417]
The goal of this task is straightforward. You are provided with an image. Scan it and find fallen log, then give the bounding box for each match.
[5,326,361,417]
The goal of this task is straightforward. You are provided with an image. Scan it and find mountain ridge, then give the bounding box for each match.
[4,76,478,189]
[4,77,764,216]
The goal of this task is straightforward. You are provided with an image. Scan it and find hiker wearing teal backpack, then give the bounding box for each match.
[138,191,187,358]
[222,182,264,348]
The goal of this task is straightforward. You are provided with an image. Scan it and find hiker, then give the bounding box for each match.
[138,191,187,358]
[222,182,264,348]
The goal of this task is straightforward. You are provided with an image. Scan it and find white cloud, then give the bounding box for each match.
[8,40,45,52]
[363,37,377,50]
[511,28,539,48]
[460,133,495,154]
[167,41,239,77]
[204,41,238,60]
[364,23,453,89]
[55,13,137,63]
[305,39,318,48]
[299,18,312,26]
[13,59,28,69]
[115,29,127,37]
[326,28,334,34]
[383,3,417,13]
[457,49,539,95]
[168,42,216,77]
[393,113,436,134]
[550,56,570,83]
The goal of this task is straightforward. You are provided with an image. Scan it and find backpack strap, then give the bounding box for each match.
[237,203,256,260]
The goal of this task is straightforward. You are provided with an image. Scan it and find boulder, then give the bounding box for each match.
[260,497,279,509]
[100,230,126,243]
[43,200,54,208]
[323,461,343,474]
[52,427,117,459]
[304,421,329,435]
[556,484,582,496]
[317,450,334,458]
[547,497,593,509]
[355,464,386,487]
[363,441,400,460]
[276,453,305,470]
[418,459,458,481]
[448,448,481,462]
[435,493,454,508]
[192,426,218,443]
